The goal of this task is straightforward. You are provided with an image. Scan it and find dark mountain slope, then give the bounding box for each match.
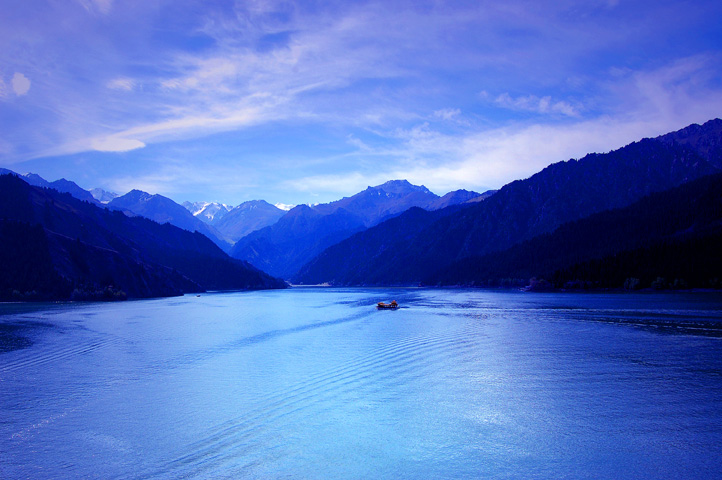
[230,205,367,279]
[109,190,231,251]
[659,118,722,163]
[0,168,99,204]
[294,119,722,285]
[293,204,470,285]
[47,178,99,204]
[229,179,461,279]
[427,172,722,288]
[550,231,722,291]
[0,174,285,300]
[0,220,74,300]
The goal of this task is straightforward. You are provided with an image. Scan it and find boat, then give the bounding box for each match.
[377,300,399,309]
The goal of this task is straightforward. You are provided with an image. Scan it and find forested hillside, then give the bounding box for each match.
[0,174,285,301]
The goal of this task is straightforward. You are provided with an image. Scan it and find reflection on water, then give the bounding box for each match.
[2,289,722,479]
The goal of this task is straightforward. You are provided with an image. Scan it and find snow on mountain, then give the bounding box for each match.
[213,200,286,242]
[109,191,231,251]
[90,188,119,204]
[182,201,233,224]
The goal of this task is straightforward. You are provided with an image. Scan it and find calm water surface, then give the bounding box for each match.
[1,288,722,479]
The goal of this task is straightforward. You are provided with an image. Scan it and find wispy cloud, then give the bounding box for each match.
[494,93,580,117]
[75,0,113,15]
[106,77,135,91]
[1,0,721,204]
[285,55,722,198]
[91,136,145,152]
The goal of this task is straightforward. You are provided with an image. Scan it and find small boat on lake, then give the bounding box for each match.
[377,300,399,310]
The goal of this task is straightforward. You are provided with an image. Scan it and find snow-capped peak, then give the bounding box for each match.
[90,188,119,204]
[182,201,233,223]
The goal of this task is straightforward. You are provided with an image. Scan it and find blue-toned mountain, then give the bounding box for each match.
[427,189,495,210]
[183,201,233,223]
[427,172,722,289]
[294,118,722,286]
[292,204,472,285]
[229,179,480,279]
[109,190,231,251]
[211,200,286,243]
[230,205,367,279]
[91,188,119,204]
[0,169,99,205]
[311,180,440,226]
[0,174,285,300]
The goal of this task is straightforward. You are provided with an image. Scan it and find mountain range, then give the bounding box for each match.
[428,172,722,289]
[229,180,490,278]
[91,188,119,204]
[2,118,721,298]
[107,190,232,252]
[211,200,287,243]
[0,169,100,205]
[183,200,288,244]
[183,201,233,223]
[294,118,722,286]
[0,170,290,250]
[0,174,285,301]
[0,168,491,282]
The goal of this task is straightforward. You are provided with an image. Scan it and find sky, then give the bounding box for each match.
[1,0,721,206]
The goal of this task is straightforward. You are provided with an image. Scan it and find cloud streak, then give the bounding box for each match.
[1,0,721,204]
[493,93,580,117]
[287,54,722,198]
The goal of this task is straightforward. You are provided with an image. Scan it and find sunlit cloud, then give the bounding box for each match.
[91,136,145,152]
[106,77,135,91]
[284,55,722,199]
[106,106,270,146]
[12,73,30,96]
[433,108,462,121]
[1,0,721,204]
[494,93,580,117]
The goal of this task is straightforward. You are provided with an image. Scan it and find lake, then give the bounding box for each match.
[2,288,722,479]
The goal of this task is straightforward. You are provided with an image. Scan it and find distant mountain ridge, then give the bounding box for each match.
[0,174,285,300]
[230,179,487,278]
[428,189,495,210]
[294,118,722,286]
[211,200,286,243]
[90,188,119,204]
[108,190,231,251]
[183,201,233,223]
[230,204,367,279]
[311,180,441,226]
[6,118,720,291]
[0,169,490,261]
[0,168,100,205]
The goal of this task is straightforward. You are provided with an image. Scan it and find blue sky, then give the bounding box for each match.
[1,0,721,206]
